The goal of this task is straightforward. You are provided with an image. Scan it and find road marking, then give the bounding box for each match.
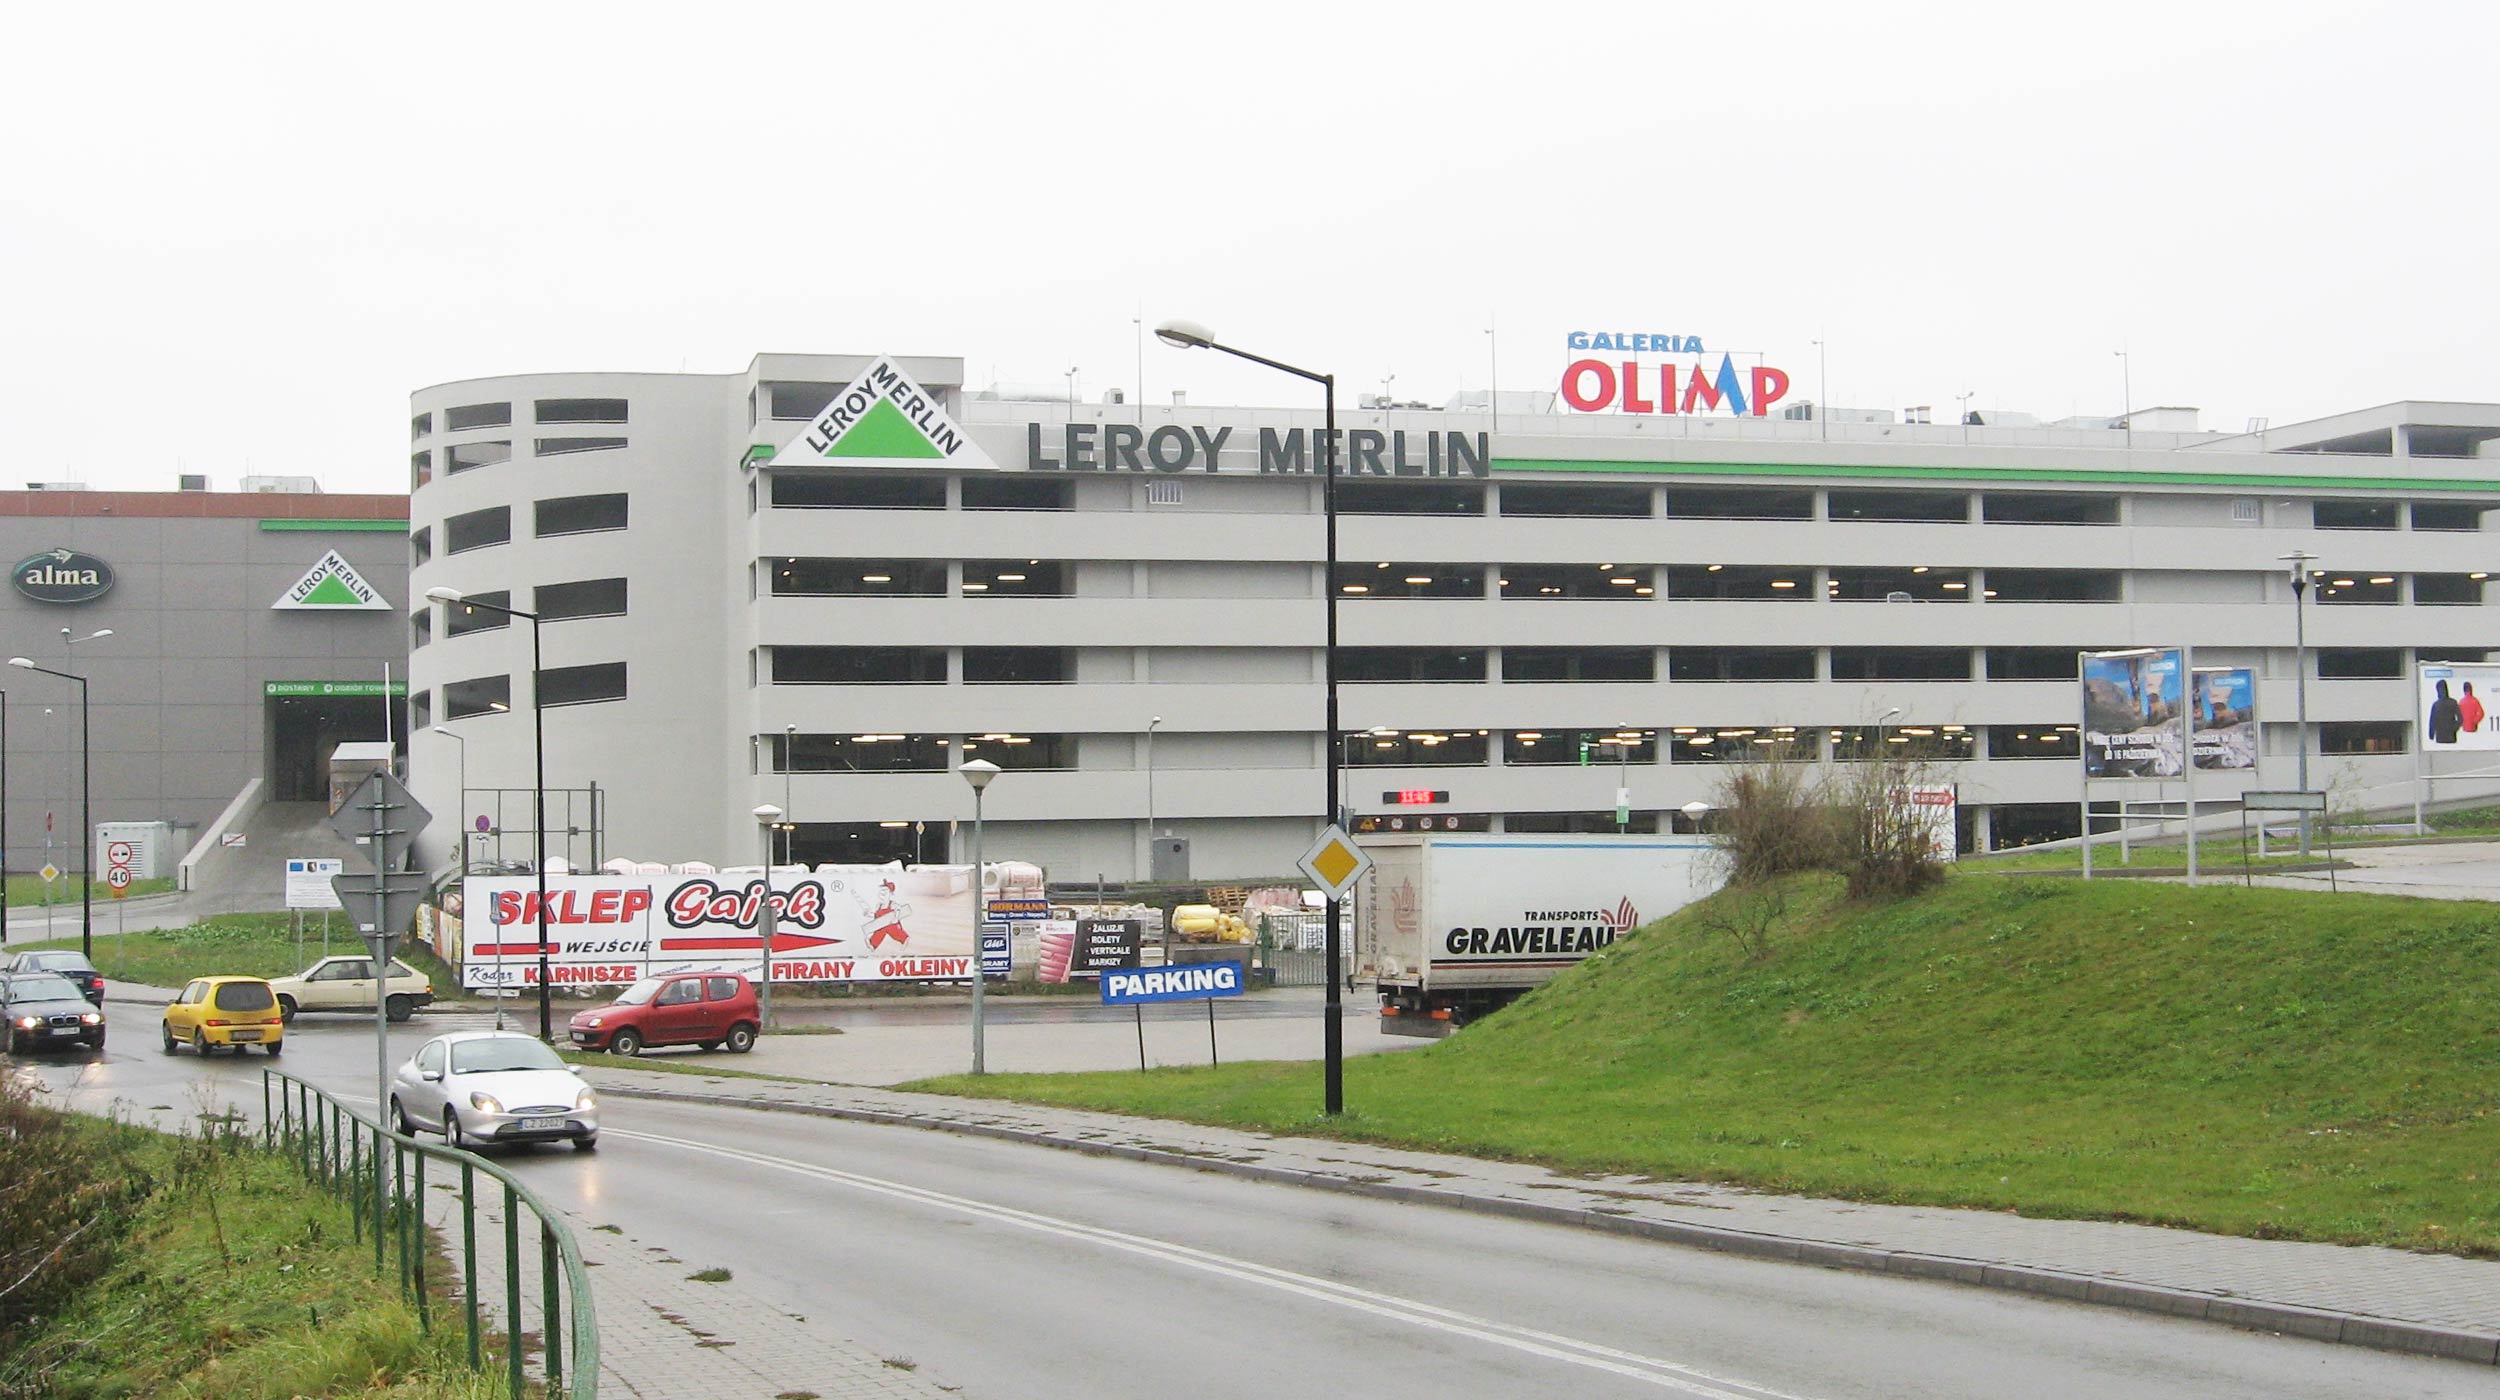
[611,1126,1817,1400]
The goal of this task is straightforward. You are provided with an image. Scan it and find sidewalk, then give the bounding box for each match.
[579,1064,2500,1368]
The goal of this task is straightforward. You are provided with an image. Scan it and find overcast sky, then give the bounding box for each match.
[3,1,2490,495]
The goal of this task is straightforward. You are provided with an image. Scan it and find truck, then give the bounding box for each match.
[1360,833,1721,1037]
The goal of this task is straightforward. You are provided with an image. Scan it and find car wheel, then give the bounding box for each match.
[6,1032,20,1056]
[264,1040,283,1056]
[195,1028,214,1057]
[86,1031,105,1053]
[608,1028,643,1057]
[725,1022,758,1054]
[277,996,297,1024]
[161,1022,177,1054]
[445,1109,469,1151]
[573,1133,598,1152]
[392,1096,416,1134]
[385,995,414,1024]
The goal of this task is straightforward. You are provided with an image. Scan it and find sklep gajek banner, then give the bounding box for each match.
[458,867,977,989]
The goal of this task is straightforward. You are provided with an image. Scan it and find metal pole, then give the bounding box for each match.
[2,690,9,947]
[1322,373,1344,1116]
[970,785,986,1075]
[2182,648,2199,887]
[2294,574,2312,855]
[782,724,795,866]
[757,822,775,1031]
[1144,716,1159,878]
[372,785,391,1140]
[530,615,551,1041]
[76,674,89,957]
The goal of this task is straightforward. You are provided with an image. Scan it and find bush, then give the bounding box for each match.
[0,1077,151,1348]
[1704,738,1946,912]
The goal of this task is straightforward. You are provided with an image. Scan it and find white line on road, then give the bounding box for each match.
[612,1126,1819,1400]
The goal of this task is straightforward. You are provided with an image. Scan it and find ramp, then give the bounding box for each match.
[180,792,376,917]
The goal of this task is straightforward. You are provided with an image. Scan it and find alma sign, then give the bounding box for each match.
[12,548,114,604]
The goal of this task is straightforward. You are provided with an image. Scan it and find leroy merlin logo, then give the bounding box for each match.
[774,356,997,471]
[274,550,389,611]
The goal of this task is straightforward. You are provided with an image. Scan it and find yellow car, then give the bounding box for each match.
[162,976,286,1056]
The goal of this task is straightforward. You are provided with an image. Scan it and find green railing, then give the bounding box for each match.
[261,1069,598,1400]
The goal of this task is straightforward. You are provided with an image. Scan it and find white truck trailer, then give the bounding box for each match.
[1360,833,1721,1036]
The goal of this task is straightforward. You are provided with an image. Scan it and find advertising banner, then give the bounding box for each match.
[2421,661,2500,751]
[1897,785,1958,861]
[458,867,978,990]
[2192,668,2258,770]
[1033,918,1143,983]
[2082,649,2184,779]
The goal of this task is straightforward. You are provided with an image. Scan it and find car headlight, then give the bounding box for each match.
[575,1089,597,1111]
[80,1013,101,1025]
[469,1092,505,1115]
[585,1016,602,1028]
[13,1016,37,1029]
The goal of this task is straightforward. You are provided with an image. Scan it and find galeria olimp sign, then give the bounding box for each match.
[1558,330,1794,417]
[12,548,114,604]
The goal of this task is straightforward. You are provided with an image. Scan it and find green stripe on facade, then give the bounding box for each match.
[258,519,409,532]
[1493,457,2500,495]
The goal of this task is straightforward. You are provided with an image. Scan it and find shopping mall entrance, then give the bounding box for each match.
[265,686,404,802]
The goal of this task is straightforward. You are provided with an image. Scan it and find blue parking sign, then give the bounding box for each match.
[1100,961,1245,1005]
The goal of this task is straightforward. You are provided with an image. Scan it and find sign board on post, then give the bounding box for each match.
[1296,825,1371,900]
[327,771,428,871]
[979,922,1012,979]
[2421,661,2500,750]
[2191,667,2258,770]
[1101,961,1246,1005]
[2082,649,2186,779]
[286,858,346,910]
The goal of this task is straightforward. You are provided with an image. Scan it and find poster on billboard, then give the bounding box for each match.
[2421,661,2500,751]
[2191,667,2258,770]
[2082,649,2184,778]
[458,866,979,990]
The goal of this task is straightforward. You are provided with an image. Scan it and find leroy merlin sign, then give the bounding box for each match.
[766,356,999,471]
[273,550,389,611]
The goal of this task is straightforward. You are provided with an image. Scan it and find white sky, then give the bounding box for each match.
[3,1,2492,495]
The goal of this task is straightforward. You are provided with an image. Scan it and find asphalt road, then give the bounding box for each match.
[10,1005,2490,1399]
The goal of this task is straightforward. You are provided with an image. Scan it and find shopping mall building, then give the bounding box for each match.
[402,350,2500,881]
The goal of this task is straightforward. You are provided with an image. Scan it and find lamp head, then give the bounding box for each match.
[6,658,30,670]
[753,803,783,823]
[1682,801,1712,818]
[960,758,1003,792]
[431,726,456,738]
[1154,318,1214,351]
[424,586,466,603]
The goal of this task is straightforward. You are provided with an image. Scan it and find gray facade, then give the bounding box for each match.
[0,491,410,878]
[406,357,2500,880]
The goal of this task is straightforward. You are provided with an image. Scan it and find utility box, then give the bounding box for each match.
[327,741,395,814]
[1149,836,1190,882]
[96,821,176,879]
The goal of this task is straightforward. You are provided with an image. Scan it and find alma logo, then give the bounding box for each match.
[768,355,998,471]
[273,549,389,611]
[12,548,114,604]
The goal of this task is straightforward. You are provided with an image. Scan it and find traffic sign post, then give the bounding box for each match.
[1295,824,1369,1113]
[333,767,432,1189]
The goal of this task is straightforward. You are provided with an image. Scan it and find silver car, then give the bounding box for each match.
[390,1031,598,1152]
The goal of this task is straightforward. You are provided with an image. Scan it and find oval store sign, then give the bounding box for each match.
[12,548,114,604]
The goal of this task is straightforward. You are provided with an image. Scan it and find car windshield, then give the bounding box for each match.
[612,978,665,1006]
[213,981,276,1011]
[451,1038,566,1074]
[7,974,81,1002]
[29,952,96,974]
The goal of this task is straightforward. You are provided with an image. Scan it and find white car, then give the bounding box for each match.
[389,1031,598,1152]
[269,955,435,1023]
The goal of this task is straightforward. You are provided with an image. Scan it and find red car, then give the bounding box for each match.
[567,972,760,1056]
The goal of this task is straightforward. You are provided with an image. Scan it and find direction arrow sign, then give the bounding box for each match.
[655,931,845,955]
[1296,824,1371,901]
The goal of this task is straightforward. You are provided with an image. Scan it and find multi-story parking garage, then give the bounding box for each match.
[404,353,2500,880]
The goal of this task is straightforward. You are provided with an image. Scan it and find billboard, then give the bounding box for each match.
[457,867,979,990]
[2082,649,2184,779]
[2421,662,2500,751]
[2191,667,2258,770]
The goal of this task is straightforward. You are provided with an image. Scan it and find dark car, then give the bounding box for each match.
[3,972,106,1054]
[4,950,103,1006]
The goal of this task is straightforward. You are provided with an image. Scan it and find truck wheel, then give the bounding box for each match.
[385,995,414,1023]
[608,1028,642,1057]
[277,995,298,1024]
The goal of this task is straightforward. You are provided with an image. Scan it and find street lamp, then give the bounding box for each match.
[424,586,556,1041]
[959,758,1002,1074]
[752,804,781,1029]
[1610,724,1639,831]
[7,659,88,956]
[1157,316,1349,1115]
[1,688,9,949]
[1681,799,1712,834]
[430,725,467,875]
[781,724,798,866]
[1143,716,1162,879]
[2280,550,2318,854]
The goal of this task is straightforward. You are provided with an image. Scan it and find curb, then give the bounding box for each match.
[595,1082,2500,1369]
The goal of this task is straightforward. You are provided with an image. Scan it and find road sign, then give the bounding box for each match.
[327,770,433,872]
[330,869,434,941]
[106,867,131,893]
[286,857,346,910]
[38,863,59,884]
[1296,824,1371,900]
[221,833,247,848]
[2244,790,2329,812]
[1101,960,1246,1005]
[105,840,134,867]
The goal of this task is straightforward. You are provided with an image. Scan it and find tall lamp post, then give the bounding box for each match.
[1143,716,1161,879]
[430,725,467,876]
[1155,317,1349,1115]
[2280,551,2318,854]
[752,804,781,1029]
[960,759,1001,1074]
[2,689,10,948]
[423,587,555,1040]
[781,724,798,866]
[7,660,88,956]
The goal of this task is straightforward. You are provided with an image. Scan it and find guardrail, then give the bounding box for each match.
[260,1069,598,1399]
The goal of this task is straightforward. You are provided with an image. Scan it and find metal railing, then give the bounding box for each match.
[261,1069,598,1399]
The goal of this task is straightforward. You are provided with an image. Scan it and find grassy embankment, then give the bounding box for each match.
[1,1092,500,1398]
[1969,802,2500,873]
[4,871,178,904]
[912,873,2500,1255]
[14,913,461,994]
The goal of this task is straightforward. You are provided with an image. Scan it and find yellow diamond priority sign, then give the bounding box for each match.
[38,863,60,884]
[1297,824,1371,901]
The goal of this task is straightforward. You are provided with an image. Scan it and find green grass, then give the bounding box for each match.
[17,913,461,994]
[908,872,2500,1255]
[5,871,178,903]
[1967,844,2339,872]
[3,1115,502,1399]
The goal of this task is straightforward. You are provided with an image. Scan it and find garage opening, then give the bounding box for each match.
[266,688,404,802]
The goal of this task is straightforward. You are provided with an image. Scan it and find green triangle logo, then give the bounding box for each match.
[826,397,946,460]
[299,572,365,606]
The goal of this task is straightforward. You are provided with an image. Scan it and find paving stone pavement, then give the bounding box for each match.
[581,1064,2500,1369]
